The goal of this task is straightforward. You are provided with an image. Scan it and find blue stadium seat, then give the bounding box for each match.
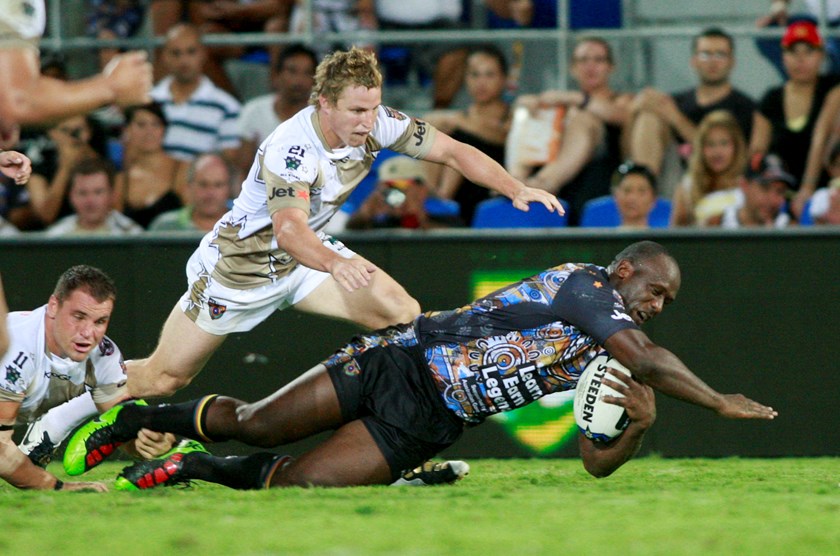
[472,197,568,228]
[579,196,672,228]
[424,197,461,218]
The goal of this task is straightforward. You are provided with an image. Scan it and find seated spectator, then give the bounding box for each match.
[235,44,317,174]
[0,175,36,230]
[670,110,747,227]
[424,45,510,225]
[807,142,840,225]
[85,2,147,141]
[629,28,758,187]
[39,51,68,80]
[86,1,146,40]
[114,102,189,228]
[45,159,143,236]
[611,161,658,229]
[346,155,459,230]
[148,1,290,90]
[517,36,632,224]
[485,0,558,30]
[374,0,466,108]
[197,1,290,95]
[751,21,840,218]
[755,1,840,78]
[25,115,107,227]
[290,0,377,59]
[149,152,236,232]
[150,23,242,162]
[706,153,793,229]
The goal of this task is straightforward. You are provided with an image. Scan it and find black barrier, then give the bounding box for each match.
[2,228,838,459]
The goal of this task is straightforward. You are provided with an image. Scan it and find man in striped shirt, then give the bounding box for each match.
[150,24,241,162]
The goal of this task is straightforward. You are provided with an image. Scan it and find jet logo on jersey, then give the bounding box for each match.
[413,120,428,146]
[268,186,297,200]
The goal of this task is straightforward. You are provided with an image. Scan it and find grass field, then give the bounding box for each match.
[3,457,837,555]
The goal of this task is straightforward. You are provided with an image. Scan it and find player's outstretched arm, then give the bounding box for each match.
[1,404,105,491]
[422,131,565,215]
[604,329,778,420]
[0,49,151,128]
[578,369,656,478]
[272,208,376,292]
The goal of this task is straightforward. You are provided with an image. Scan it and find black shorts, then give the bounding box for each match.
[326,342,465,480]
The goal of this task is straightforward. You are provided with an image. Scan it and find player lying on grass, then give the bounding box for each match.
[0,266,174,491]
[65,241,777,489]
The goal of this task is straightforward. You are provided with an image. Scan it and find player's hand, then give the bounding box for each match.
[601,369,657,430]
[59,481,109,492]
[328,257,377,292]
[103,51,153,107]
[0,150,32,184]
[715,393,778,420]
[134,429,177,459]
[510,185,565,215]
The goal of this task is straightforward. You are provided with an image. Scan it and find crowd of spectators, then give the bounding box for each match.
[4,1,840,235]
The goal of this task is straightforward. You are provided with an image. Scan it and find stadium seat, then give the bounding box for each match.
[579,196,672,228]
[424,197,461,218]
[472,197,568,228]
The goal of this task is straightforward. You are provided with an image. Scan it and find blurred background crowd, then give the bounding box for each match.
[4,0,840,237]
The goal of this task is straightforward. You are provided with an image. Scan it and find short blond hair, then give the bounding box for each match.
[309,47,382,107]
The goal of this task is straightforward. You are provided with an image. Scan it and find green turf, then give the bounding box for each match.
[2,457,837,555]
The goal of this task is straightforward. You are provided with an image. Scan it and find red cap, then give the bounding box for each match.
[781,21,824,49]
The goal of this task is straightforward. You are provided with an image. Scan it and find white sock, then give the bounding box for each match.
[19,392,98,454]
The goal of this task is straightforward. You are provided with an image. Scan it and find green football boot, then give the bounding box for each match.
[63,400,147,476]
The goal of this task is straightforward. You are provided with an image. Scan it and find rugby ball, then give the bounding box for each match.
[574,352,632,442]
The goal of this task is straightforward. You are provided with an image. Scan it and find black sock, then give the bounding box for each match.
[181,452,287,490]
[122,395,222,442]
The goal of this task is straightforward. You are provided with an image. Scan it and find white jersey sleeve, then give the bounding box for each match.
[372,106,437,159]
[0,0,46,47]
[87,336,128,406]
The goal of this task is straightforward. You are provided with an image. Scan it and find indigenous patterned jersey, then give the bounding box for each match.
[415,264,639,423]
[0,306,127,424]
[206,104,436,289]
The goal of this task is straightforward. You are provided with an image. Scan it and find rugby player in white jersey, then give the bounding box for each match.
[0,266,172,491]
[98,47,558,485]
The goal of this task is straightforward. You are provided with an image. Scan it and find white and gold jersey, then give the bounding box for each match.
[206,104,436,289]
[0,0,46,48]
[0,306,127,424]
